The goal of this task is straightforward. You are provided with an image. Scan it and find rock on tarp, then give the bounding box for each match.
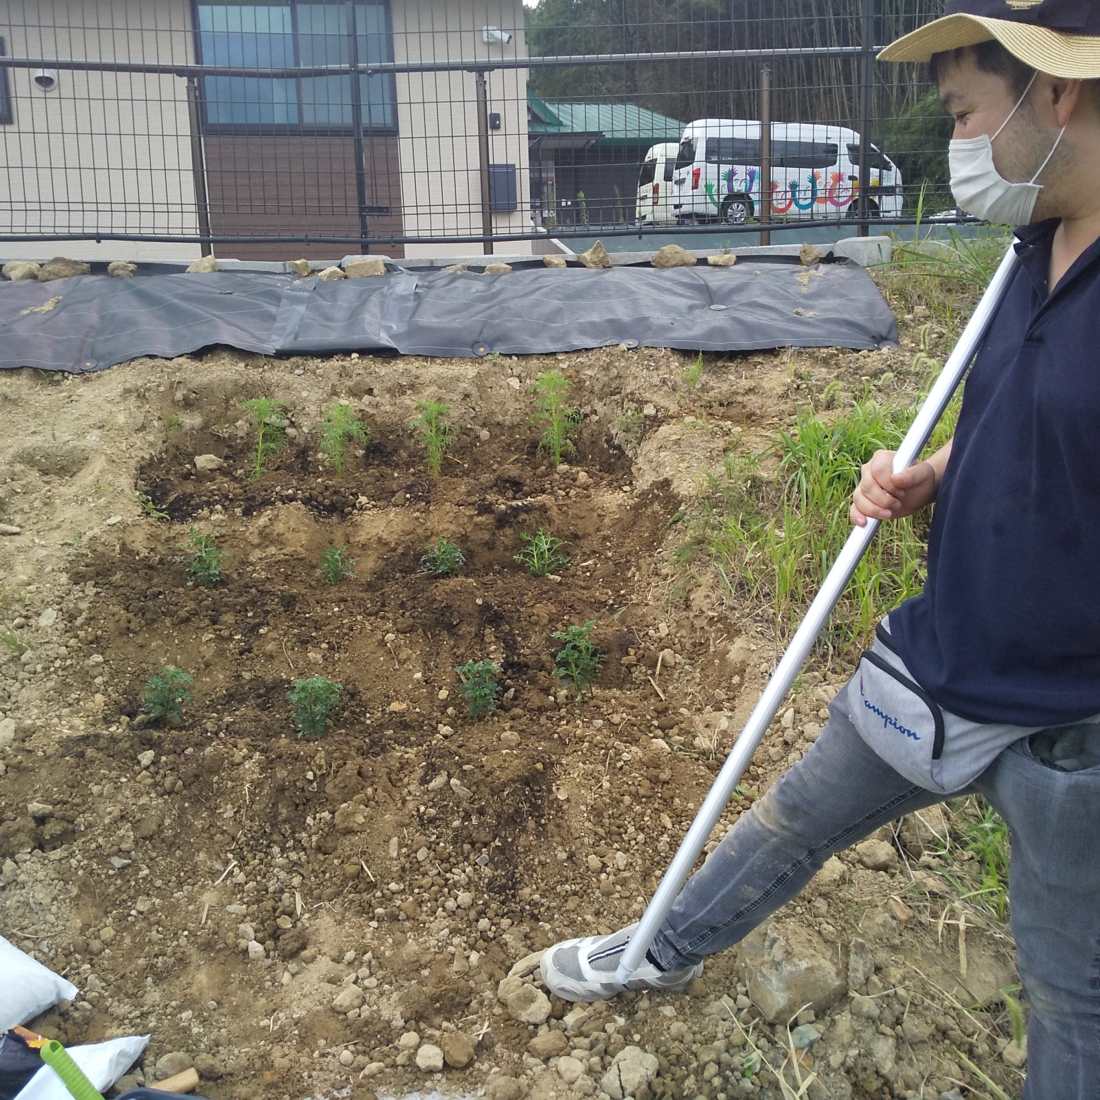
[0,259,897,373]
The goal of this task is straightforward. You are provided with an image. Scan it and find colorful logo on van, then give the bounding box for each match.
[711,166,881,215]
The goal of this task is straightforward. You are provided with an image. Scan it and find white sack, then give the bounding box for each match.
[0,936,79,1031]
[13,1035,150,1100]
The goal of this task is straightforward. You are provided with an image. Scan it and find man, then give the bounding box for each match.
[537,3,1100,1096]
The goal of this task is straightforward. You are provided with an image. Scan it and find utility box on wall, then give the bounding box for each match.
[489,164,517,212]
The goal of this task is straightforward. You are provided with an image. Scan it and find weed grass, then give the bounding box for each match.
[684,350,704,390]
[515,527,570,577]
[0,631,29,656]
[420,537,465,577]
[241,397,290,479]
[552,621,603,692]
[141,666,194,726]
[454,659,499,718]
[317,546,357,585]
[287,676,343,738]
[136,491,169,520]
[531,370,579,467]
[320,401,370,476]
[173,529,226,588]
[410,400,453,477]
[677,336,958,658]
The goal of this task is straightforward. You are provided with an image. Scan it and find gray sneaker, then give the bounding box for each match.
[540,923,703,1003]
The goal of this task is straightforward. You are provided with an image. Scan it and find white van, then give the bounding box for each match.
[635,142,681,226]
[671,119,902,225]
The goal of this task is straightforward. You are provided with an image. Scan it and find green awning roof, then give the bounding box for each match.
[527,90,683,147]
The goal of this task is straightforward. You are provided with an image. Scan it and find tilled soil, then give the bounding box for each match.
[0,327,1023,1100]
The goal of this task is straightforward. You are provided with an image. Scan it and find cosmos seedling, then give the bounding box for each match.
[287,676,343,739]
[320,401,370,477]
[515,527,570,576]
[241,397,290,479]
[410,400,453,477]
[531,370,579,467]
[141,666,194,727]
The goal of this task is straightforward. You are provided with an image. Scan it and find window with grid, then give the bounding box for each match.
[196,2,396,130]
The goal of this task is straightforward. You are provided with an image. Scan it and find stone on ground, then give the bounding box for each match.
[155,1053,192,1080]
[3,261,41,281]
[185,254,218,273]
[441,1031,476,1068]
[415,1044,444,1072]
[317,265,346,281]
[652,244,697,268]
[39,257,91,280]
[542,254,567,268]
[527,1030,568,1059]
[799,243,822,266]
[578,241,611,269]
[738,923,847,1022]
[487,1076,525,1100]
[600,1046,659,1100]
[346,257,387,278]
[707,252,737,266]
[483,262,513,275]
[856,838,898,871]
[291,258,312,276]
[107,261,137,277]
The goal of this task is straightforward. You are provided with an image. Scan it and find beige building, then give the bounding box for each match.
[0,0,530,262]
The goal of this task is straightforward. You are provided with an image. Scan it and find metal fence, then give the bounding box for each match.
[0,0,952,262]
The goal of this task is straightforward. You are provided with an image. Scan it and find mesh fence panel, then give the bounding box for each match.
[0,0,952,260]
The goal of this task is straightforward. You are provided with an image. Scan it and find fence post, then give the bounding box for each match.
[476,70,494,256]
[759,64,771,247]
[346,1,371,254]
[185,76,213,258]
[857,0,874,237]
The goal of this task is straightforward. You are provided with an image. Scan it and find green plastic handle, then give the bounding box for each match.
[39,1039,106,1100]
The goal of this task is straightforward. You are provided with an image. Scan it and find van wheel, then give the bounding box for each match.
[845,199,880,219]
[721,196,753,225]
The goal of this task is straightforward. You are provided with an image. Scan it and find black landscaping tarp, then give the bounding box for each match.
[0,257,898,373]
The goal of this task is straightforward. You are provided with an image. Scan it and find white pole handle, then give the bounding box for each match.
[614,244,1019,986]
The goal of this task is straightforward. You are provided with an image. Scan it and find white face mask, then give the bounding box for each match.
[949,72,1066,225]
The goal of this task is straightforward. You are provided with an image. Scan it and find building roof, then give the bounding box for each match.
[528,91,683,148]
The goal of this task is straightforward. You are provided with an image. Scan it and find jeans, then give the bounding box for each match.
[648,691,1100,1100]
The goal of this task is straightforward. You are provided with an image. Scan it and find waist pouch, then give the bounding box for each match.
[847,619,1046,793]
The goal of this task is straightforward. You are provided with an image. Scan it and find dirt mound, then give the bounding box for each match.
[0,334,1024,1099]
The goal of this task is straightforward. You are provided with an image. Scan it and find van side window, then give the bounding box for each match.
[772,141,838,170]
[638,160,657,187]
[663,159,675,183]
[705,137,761,164]
[674,139,696,170]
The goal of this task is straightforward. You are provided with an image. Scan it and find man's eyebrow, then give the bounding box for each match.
[940,89,967,108]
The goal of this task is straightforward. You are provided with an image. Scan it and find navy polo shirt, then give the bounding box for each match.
[890,219,1100,727]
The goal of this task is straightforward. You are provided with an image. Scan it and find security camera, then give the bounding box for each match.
[33,69,58,92]
[482,26,513,45]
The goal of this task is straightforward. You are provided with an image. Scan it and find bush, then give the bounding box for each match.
[173,529,225,588]
[420,537,466,577]
[318,546,357,585]
[552,621,603,693]
[287,676,343,739]
[141,666,194,726]
[531,370,579,467]
[454,659,499,718]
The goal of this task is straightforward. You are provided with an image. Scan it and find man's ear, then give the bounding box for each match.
[1047,76,1084,127]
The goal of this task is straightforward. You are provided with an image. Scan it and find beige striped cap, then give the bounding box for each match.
[880,3,1100,78]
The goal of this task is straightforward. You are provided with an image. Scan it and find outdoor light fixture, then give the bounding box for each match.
[482,26,512,45]
[32,69,58,91]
